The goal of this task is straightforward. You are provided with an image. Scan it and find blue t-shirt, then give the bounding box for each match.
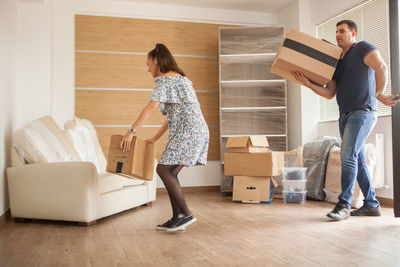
[332,41,377,114]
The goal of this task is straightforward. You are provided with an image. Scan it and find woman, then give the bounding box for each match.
[120,43,209,232]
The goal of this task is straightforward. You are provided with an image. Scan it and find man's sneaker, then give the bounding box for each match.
[327,202,350,221]
[166,215,197,232]
[156,219,185,231]
[351,203,381,216]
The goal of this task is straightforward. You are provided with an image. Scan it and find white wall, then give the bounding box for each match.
[0,0,19,216]
[277,0,302,150]
[278,0,321,148]
[18,1,53,128]
[278,0,395,199]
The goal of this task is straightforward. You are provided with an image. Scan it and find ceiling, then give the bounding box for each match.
[115,0,296,13]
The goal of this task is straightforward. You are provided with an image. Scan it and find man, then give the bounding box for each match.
[292,20,400,221]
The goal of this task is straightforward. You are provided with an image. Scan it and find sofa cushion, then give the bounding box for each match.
[65,125,101,173]
[13,116,81,164]
[98,173,145,194]
[64,118,107,173]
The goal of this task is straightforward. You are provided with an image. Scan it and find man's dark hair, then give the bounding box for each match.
[336,20,357,33]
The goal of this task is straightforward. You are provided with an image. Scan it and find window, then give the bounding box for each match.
[316,0,391,121]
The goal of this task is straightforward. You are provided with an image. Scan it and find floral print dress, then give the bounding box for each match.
[150,76,209,167]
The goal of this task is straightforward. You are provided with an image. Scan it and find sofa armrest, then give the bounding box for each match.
[7,161,99,222]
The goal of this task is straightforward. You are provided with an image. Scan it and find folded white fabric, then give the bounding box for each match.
[13,116,80,163]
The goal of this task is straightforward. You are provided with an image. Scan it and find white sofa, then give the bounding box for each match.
[7,116,157,225]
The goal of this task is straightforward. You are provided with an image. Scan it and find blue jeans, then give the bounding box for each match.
[338,109,379,208]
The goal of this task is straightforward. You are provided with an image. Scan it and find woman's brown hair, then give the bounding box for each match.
[148,43,186,76]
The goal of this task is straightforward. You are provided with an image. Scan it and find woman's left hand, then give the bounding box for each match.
[145,138,157,145]
[120,131,135,152]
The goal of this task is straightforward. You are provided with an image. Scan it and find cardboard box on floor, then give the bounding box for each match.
[224,151,284,177]
[270,28,342,86]
[106,135,155,181]
[325,148,362,208]
[226,136,269,153]
[233,176,272,203]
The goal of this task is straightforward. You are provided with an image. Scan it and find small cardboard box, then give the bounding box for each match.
[106,135,155,180]
[233,176,272,203]
[270,28,342,86]
[224,151,284,177]
[226,136,269,153]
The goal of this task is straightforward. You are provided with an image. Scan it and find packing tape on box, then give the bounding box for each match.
[283,38,339,67]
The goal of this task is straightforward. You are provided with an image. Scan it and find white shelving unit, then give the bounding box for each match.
[219,26,287,194]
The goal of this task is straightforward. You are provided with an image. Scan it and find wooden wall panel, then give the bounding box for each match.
[75,53,218,91]
[97,126,219,161]
[197,92,219,126]
[76,15,222,56]
[207,127,220,160]
[75,90,219,126]
[76,15,223,160]
[75,90,164,125]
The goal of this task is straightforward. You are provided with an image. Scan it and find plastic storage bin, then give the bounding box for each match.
[282,167,307,180]
[282,191,307,204]
[282,180,307,192]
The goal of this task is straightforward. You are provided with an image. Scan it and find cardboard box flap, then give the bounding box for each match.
[226,136,250,148]
[227,136,269,149]
[249,136,269,147]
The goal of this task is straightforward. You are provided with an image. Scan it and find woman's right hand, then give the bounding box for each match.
[120,131,134,152]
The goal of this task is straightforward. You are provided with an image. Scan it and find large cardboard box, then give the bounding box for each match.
[224,152,284,177]
[233,176,272,203]
[324,148,362,208]
[226,136,269,153]
[106,135,155,180]
[270,28,342,86]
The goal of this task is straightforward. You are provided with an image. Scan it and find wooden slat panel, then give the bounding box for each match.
[75,90,163,125]
[198,92,219,126]
[177,57,218,91]
[75,15,223,56]
[97,126,219,161]
[75,90,219,126]
[75,53,218,91]
[76,15,224,160]
[208,127,220,161]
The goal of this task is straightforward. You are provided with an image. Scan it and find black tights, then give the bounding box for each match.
[156,164,191,218]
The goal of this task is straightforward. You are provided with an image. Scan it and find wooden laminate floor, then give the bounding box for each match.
[1,188,399,267]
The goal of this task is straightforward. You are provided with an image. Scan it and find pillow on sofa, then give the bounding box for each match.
[64,117,107,173]
[13,116,81,163]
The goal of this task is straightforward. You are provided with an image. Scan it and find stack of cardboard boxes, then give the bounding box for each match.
[224,136,284,203]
